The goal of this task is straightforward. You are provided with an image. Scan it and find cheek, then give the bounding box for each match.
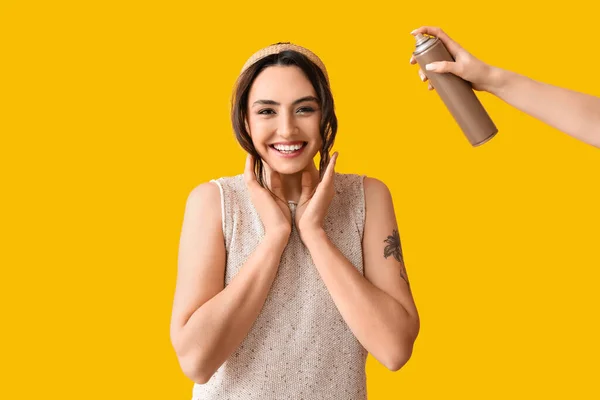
[246,121,272,161]
[303,117,322,146]
[247,118,271,144]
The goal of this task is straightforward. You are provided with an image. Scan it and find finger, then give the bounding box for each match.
[244,154,258,186]
[428,83,434,90]
[314,152,338,202]
[410,55,416,64]
[323,152,338,183]
[418,69,428,82]
[411,26,462,56]
[425,60,461,76]
[298,170,314,207]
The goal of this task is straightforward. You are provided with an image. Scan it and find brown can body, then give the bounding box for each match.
[413,35,498,146]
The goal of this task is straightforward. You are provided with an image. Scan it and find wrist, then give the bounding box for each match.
[482,66,513,95]
[264,229,291,250]
[299,226,328,248]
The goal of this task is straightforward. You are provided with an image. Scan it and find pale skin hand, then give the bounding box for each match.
[410,26,600,148]
[294,152,338,241]
[244,154,292,237]
[409,26,495,92]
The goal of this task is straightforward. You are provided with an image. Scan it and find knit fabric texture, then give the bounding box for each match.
[192,172,368,400]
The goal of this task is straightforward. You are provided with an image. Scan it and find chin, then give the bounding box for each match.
[266,158,309,176]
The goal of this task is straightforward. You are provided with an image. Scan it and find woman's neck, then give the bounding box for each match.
[264,161,320,204]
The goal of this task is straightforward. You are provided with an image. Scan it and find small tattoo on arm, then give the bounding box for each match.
[384,229,410,286]
[383,229,403,263]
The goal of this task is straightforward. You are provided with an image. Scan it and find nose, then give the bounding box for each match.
[277,111,298,138]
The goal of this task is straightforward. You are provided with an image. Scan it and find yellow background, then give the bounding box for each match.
[2,0,599,399]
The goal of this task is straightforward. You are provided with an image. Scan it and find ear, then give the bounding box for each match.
[245,117,251,136]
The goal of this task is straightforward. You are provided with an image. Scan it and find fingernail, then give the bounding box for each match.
[425,63,437,71]
[418,71,425,81]
[410,29,417,35]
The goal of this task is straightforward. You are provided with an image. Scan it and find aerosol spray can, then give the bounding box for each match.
[413,33,498,147]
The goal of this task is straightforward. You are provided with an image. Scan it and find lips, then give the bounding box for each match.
[269,141,307,158]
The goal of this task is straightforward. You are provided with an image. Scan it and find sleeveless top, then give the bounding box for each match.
[191,172,369,400]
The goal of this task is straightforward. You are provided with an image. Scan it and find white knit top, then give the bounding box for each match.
[192,173,368,400]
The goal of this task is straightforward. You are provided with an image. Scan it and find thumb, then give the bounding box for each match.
[323,152,338,183]
[244,154,258,187]
[313,152,338,198]
[425,61,462,76]
[298,170,315,208]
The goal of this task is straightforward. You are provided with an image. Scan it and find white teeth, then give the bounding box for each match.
[273,143,303,152]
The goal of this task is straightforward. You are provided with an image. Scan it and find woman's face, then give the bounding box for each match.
[246,65,322,175]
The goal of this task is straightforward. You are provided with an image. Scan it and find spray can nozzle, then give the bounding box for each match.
[413,33,437,55]
[414,33,427,44]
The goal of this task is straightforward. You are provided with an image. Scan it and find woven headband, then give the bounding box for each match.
[240,42,329,84]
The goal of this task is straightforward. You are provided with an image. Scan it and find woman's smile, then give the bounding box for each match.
[268,141,308,158]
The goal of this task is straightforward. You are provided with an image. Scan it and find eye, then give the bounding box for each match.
[297,107,315,114]
[258,109,276,115]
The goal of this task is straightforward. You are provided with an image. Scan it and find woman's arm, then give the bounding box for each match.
[300,176,419,371]
[411,26,600,148]
[485,67,600,148]
[170,182,289,384]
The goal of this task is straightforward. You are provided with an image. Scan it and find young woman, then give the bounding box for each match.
[170,42,420,399]
[410,26,600,149]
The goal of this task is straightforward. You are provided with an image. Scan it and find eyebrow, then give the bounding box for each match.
[252,96,319,107]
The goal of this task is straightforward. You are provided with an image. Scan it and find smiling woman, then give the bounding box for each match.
[169,42,420,400]
[232,43,337,188]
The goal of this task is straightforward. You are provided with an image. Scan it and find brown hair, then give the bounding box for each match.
[231,49,338,187]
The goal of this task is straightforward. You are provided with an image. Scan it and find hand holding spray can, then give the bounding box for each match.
[413,33,498,147]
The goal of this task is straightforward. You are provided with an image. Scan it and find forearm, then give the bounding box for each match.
[302,229,418,370]
[487,67,600,148]
[177,234,288,383]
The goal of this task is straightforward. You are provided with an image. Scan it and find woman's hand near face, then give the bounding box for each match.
[294,152,338,242]
[244,154,293,239]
